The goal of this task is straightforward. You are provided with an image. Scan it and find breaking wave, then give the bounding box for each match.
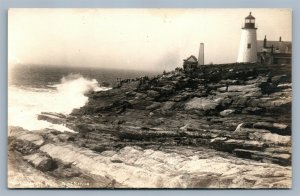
[8,74,110,132]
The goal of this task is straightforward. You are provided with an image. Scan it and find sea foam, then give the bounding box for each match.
[8,74,110,132]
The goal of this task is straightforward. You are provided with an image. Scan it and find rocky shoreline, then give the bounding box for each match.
[8,63,292,188]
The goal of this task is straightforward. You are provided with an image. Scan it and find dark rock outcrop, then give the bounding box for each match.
[9,63,292,188]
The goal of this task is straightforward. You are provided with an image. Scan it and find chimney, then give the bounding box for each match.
[279,36,282,42]
[263,35,267,47]
[271,44,274,54]
[198,43,204,66]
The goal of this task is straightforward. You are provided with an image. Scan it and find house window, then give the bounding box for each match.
[247,43,251,49]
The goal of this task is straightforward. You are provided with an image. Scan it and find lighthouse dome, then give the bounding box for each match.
[243,12,256,29]
[245,12,255,19]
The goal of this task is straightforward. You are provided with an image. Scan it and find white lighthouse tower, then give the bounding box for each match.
[237,12,258,63]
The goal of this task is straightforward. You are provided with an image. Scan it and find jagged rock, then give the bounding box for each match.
[231,96,249,108]
[218,84,260,93]
[242,107,265,115]
[260,133,291,146]
[161,101,176,111]
[220,139,265,152]
[245,76,268,84]
[219,79,239,85]
[110,158,123,163]
[38,112,66,124]
[8,62,292,188]
[265,147,292,154]
[253,122,290,135]
[146,102,161,110]
[220,109,235,117]
[272,75,289,85]
[253,122,273,129]
[135,93,148,99]
[9,127,45,154]
[128,98,152,110]
[100,81,111,87]
[51,166,82,179]
[147,90,160,99]
[57,133,74,142]
[113,119,125,125]
[185,97,223,111]
[260,82,277,94]
[277,83,291,90]
[247,130,290,146]
[16,133,44,147]
[169,92,192,102]
[220,98,233,107]
[125,91,136,97]
[159,85,175,97]
[234,149,291,166]
[23,153,56,171]
[273,123,288,130]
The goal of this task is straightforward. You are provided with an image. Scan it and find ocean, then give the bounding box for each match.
[8,65,158,132]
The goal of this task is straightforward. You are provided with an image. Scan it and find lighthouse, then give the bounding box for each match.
[237,12,258,63]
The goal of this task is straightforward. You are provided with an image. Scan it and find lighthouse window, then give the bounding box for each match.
[247,43,251,49]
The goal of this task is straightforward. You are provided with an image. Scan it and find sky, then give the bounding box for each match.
[8,8,292,71]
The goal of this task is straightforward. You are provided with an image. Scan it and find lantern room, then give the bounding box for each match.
[243,12,256,29]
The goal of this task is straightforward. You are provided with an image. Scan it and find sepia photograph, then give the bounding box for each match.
[8,8,292,189]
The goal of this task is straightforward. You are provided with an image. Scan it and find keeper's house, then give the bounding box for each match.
[257,35,292,65]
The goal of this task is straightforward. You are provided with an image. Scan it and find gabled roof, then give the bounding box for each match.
[184,55,198,63]
[257,40,292,54]
[245,12,255,19]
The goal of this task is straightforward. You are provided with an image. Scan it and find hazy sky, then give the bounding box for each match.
[9,8,292,71]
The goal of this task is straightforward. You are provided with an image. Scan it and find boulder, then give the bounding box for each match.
[185,97,223,111]
[147,90,160,99]
[169,92,192,102]
[231,96,249,108]
[260,82,277,94]
[16,133,44,147]
[125,91,136,97]
[159,85,175,96]
[8,127,45,154]
[245,76,268,85]
[161,101,176,111]
[234,149,291,166]
[218,84,260,93]
[210,138,259,153]
[242,107,265,115]
[265,147,292,154]
[146,102,162,110]
[23,153,57,171]
[128,98,152,110]
[253,122,273,130]
[272,75,289,86]
[277,83,292,90]
[220,98,233,108]
[51,166,81,179]
[220,109,235,117]
[261,133,291,146]
[38,112,66,125]
[253,122,290,135]
[273,123,288,130]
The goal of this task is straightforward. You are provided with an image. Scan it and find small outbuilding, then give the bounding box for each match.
[183,55,198,70]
